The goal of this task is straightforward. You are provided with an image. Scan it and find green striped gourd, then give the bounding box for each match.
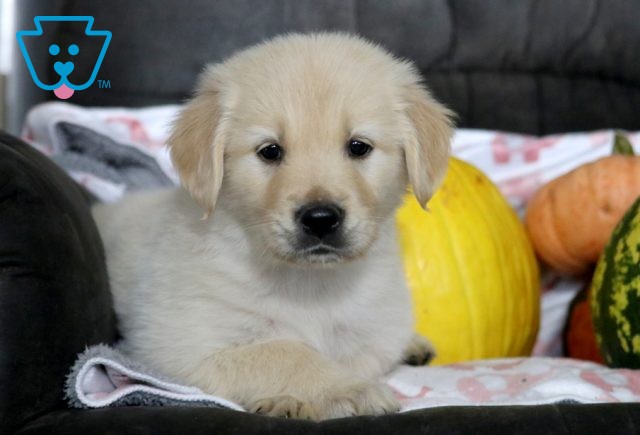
[591,197,640,367]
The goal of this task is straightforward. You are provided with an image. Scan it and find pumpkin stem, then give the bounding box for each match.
[612,132,635,156]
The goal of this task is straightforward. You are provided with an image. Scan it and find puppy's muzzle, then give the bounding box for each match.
[296,202,344,240]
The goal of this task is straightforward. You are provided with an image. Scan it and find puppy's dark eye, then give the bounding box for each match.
[257,144,283,162]
[347,140,372,158]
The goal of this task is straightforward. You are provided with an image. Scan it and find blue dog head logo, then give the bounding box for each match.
[17,16,111,99]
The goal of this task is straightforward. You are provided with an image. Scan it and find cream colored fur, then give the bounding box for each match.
[93,33,452,420]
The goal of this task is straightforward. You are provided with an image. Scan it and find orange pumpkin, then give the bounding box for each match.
[525,134,640,275]
[563,282,603,364]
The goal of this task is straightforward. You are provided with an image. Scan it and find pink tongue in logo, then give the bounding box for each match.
[53,84,74,99]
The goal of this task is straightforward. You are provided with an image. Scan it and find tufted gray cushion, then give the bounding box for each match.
[9,0,640,134]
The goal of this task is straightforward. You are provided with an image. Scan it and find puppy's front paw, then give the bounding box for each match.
[249,382,399,420]
[250,395,318,420]
[403,334,436,366]
[318,381,399,419]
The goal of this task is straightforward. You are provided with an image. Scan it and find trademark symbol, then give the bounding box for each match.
[98,79,111,89]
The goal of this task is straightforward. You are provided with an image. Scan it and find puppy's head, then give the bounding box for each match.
[169,33,453,266]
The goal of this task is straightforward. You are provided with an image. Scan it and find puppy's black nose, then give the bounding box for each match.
[297,203,344,239]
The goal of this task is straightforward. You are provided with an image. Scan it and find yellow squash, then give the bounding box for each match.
[396,157,540,364]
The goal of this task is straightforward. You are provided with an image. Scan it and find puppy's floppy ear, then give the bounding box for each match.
[169,71,226,216]
[403,85,454,209]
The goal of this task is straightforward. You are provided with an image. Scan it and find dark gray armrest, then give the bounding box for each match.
[0,132,116,432]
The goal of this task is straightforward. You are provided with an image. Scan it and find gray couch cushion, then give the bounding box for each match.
[10,0,640,135]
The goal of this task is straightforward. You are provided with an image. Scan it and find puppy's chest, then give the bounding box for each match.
[232,264,411,360]
[259,297,381,359]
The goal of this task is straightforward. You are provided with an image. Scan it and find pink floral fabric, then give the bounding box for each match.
[388,358,640,410]
[451,129,640,217]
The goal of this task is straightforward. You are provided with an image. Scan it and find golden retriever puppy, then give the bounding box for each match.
[93,32,452,420]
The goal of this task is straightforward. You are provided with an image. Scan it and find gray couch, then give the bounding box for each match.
[8,0,640,135]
